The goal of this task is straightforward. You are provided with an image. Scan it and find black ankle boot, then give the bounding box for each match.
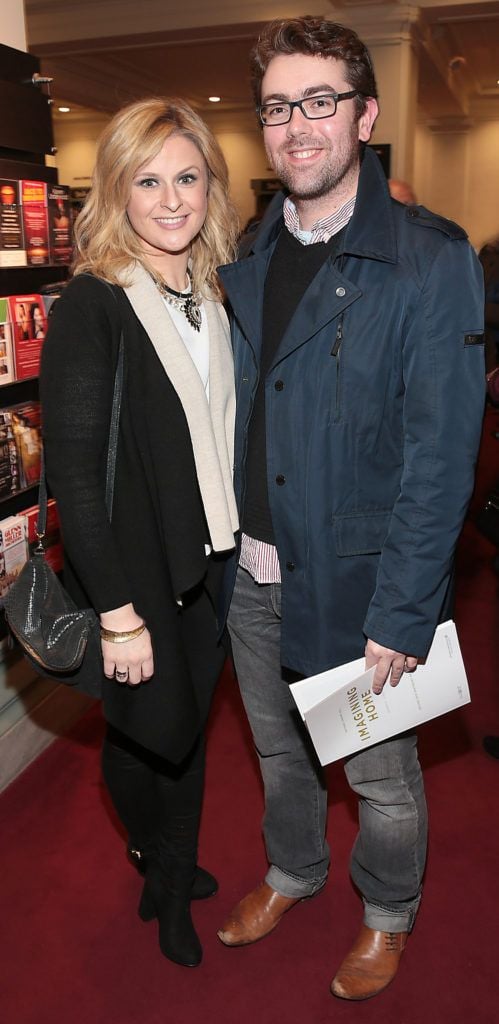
[144,863,202,967]
[138,864,218,921]
[156,893,202,967]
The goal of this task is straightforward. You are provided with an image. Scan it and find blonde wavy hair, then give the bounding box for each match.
[73,97,239,298]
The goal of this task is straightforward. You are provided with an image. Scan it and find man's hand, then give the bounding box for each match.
[365,639,418,695]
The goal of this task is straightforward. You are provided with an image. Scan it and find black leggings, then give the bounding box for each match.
[101,724,205,877]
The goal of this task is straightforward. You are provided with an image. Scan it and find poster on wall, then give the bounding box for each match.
[0,299,15,385]
[0,179,27,268]
[48,184,73,264]
[7,293,47,379]
[0,410,20,500]
[0,515,29,605]
[20,180,50,266]
[10,401,43,490]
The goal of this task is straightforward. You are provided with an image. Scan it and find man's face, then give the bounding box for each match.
[260,53,378,204]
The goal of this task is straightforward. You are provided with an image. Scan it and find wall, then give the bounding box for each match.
[51,113,109,192]
[467,121,499,249]
[370,35,418,179]
[414,117,499,249]
[2,0,27,50]
[216,129,272,229]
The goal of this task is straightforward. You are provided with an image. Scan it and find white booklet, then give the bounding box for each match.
[289,620,470,765]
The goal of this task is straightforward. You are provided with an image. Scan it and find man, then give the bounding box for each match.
[388,178,417,204]
[217,17,485,1000]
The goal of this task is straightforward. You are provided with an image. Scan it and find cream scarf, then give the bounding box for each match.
[124,262,238,552]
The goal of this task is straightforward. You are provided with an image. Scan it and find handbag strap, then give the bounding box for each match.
[36,331,125,540]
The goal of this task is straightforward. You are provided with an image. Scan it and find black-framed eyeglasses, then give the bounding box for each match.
[258,90,360,126]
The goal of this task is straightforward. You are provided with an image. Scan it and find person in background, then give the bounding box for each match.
[40,97,239,968]
[216,16,485,1001]
[388,178,417,205]
[478,235,499,375]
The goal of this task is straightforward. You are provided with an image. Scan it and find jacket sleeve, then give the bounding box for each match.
[363,236,485,656]
[39,276,133,613]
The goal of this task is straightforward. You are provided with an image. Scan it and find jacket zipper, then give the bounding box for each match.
[331,315,344,421]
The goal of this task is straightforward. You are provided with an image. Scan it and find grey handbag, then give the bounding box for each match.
[4,335,124,692]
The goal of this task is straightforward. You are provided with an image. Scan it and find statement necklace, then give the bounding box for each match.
[151,269,202,332]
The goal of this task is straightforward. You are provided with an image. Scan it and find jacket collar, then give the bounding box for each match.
[218,147,397,361]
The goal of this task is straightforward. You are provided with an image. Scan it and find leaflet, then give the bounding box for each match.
[289,621,470,765]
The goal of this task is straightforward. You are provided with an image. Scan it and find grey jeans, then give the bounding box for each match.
[228,566,428,933]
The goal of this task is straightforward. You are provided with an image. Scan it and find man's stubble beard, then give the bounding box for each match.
[267,122,360,201]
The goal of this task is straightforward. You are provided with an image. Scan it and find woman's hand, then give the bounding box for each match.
[100,604,154,686]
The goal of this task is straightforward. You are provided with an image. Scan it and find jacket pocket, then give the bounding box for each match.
[332,510,392,556]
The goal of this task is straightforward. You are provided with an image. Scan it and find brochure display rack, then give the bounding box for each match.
[0,43,89,793]
[0,43,69,617]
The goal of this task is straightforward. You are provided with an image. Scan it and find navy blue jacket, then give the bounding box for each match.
[219,147,485,676]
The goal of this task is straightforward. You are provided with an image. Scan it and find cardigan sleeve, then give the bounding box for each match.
[39,275,133,613]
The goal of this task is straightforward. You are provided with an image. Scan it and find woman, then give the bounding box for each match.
[31,302,45,338]
[16,302,30,340]
[39,98,239,967]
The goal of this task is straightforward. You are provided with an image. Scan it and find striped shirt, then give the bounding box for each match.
[239,192,356,585]
[283,193,356,245]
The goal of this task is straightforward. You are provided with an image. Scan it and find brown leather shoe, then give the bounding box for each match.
[331,925,408,1000]
[217,881,301,946]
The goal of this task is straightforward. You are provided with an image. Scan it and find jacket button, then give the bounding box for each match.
[274,379,284,391]
[335,286,346,297]
[276,474,285,485]
[286,560,295,572]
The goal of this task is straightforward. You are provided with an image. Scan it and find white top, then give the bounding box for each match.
[162,296,210,399]
[124,263,238,554]
[161,293,211,556]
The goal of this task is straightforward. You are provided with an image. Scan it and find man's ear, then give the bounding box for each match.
[358,97,379,143]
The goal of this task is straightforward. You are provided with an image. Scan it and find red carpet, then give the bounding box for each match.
[1,406,498,1024]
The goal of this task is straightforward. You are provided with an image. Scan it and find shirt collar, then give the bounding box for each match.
[283,194,356,245]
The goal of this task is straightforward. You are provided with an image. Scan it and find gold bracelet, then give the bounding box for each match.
[100,622,146,644]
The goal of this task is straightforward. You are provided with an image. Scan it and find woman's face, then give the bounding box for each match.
[126,134,209,271]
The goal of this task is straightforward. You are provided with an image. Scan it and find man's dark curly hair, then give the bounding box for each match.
[251,17,378,119]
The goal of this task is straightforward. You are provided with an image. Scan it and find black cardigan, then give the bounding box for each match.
[40,273,222,761]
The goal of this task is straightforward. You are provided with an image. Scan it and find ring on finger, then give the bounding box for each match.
[115,669,129,681]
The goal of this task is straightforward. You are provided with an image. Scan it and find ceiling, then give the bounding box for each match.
[416,1,499,121]
[31,23,266,127]
[23,1,499,129]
